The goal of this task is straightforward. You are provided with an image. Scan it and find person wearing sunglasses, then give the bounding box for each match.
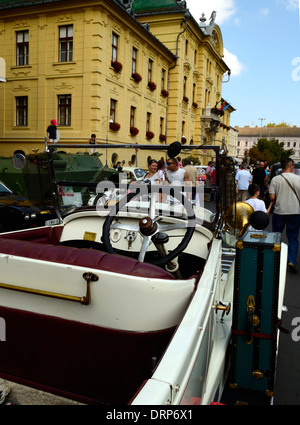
[165,158,189,184]
[165,158,191,201]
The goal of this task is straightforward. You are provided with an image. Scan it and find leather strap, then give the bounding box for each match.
[281,174,300,204]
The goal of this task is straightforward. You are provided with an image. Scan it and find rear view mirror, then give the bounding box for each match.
[12,153,26,169]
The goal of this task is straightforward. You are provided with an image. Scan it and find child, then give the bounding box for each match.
[245,183,273,215]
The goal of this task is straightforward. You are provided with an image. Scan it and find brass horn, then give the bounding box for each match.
[224,202,254,237]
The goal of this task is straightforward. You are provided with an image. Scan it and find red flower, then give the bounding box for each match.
[111,61,123,72]
[109,122,121,131]
[161,89,169,98]
[148,81,157,91]
[130,126,139,136]
[132,72,142,82]
[146,131,154,140]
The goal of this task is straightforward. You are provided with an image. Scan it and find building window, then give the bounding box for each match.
[192,83,196,103]
[194,49,197,66]
[111,33,119,62]
[148,59,153,83]
[183,76,187,97]
[16,30,29,66]
[185,39,189,56]
[132,47,137,75]
[130,106,136,128]
[146,112,151,132]
[182,120,185,135]
[160,117,164,135]
[59,25,73,62]
[16,96,28,126]
[58,95,71,126]
[110,99,117,122]
[161,68,166,90]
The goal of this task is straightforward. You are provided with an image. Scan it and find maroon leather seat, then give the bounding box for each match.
[0,238,174,280]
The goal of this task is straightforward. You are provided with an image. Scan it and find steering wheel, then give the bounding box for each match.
[102,186,196,267]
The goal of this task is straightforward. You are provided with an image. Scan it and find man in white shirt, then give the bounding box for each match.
[166,158,189,185]
[165,157,190,201]
[236,164,252,202]
[269,158,300,273]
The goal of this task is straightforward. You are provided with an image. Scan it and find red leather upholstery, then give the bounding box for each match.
[0,226,63,244]
[0,238,174,280]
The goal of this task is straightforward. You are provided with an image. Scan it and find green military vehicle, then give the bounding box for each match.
[0,152,119,206]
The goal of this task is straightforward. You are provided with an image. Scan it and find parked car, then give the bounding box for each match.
[119,166,146,184]
[0,180,62,232]
[269,162,300,182]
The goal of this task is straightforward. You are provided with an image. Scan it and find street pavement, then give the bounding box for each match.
[273,224,300,405]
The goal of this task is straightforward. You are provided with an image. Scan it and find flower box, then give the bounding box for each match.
[161,89,169,98]
[146,131,154,140]
[147,81,157,91]
[132,72,142,82]
[111,61,123,72]
[159,134,166,142]
[192,102,198,108]
[183,96,189,104]
[109,122,121,131]
[130,126,139,136]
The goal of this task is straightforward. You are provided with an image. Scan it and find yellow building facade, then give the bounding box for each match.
[0,0,232,166]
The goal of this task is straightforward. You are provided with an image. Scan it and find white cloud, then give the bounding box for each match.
[223,48,245,76]
[186,1,244,77]
[186,0,236,24]
[259,7,270,17]
[284,0,299,10]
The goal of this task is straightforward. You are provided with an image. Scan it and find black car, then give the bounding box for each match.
[0,180,61,233]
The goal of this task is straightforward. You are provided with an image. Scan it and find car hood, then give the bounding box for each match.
[0,193,51,212]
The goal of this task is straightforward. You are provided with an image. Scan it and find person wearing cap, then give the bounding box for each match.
[46,119,58,144]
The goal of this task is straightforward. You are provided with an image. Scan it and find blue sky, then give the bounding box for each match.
[187,0,300,128]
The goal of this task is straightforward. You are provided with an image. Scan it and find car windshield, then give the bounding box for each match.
[0,181,12,194]
[4,142,237,233]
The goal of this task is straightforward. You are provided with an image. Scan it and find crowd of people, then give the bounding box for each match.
[47,121,300,274]
[128,156,300,275]
[235,159,300,273]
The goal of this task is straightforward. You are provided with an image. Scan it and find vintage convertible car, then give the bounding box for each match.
[0,142,287,405]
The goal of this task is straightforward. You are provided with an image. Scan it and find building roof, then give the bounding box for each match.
[0,0,66,9]
[236,126,300,138]
[133,0,185,14]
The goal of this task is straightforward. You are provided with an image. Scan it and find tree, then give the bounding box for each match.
[244,138,294,165]
[266,122,291,128]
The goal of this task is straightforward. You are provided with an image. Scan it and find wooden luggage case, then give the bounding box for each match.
[230,231,282,398]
